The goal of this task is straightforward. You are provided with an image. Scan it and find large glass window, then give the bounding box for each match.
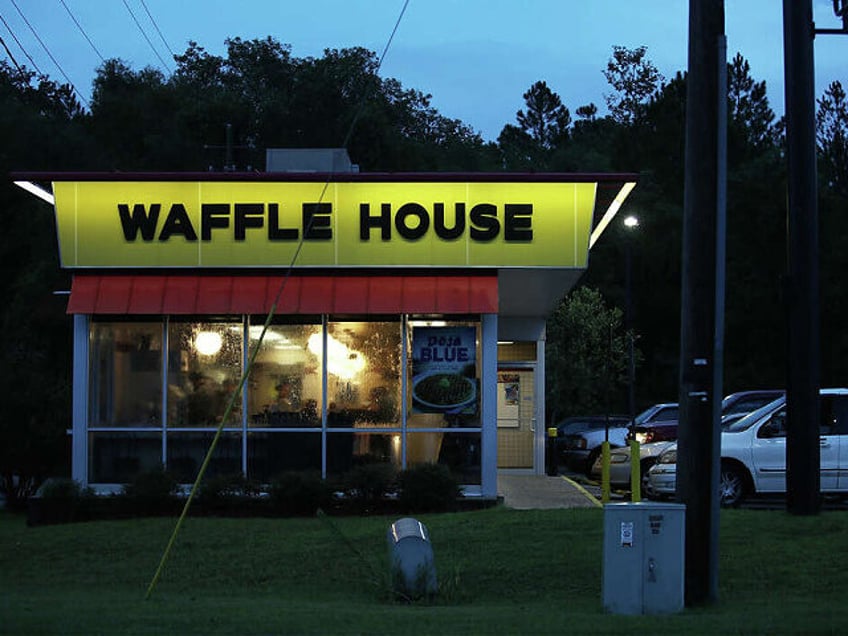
[89,432,162,482]
[247,322,323,427]
[167,321,243,427]
[89,322,163,427]
[247,432,322,481]
[167,432,242,481]
[326,320,402,428]
[85,315,482,486]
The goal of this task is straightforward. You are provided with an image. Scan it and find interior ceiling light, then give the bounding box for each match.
[195,331,223,356]
[307,332,365,380]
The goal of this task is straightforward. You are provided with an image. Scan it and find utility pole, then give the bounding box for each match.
[782,0,821,516]
[678,0,726,606]
[782,0,848,518]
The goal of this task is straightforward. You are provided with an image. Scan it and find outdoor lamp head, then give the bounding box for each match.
[624,215,639,229]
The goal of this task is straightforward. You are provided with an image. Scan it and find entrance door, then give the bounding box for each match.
[496,367,535,469]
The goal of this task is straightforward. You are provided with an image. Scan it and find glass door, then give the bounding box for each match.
[496,367,535,469]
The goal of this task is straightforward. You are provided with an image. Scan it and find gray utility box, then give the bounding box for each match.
[602,502,685,615]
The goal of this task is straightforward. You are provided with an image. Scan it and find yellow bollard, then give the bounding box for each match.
[600,441,611,504]
[629,439,641,502]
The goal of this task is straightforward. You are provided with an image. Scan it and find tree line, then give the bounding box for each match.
[0,38,846,496]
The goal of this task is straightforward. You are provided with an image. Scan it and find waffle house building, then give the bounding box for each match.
[14,164,635,498]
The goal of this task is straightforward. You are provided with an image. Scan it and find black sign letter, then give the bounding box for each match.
[303,203,332,240]
[118,203,160,241]
[360,203,391,241]
[504,203,533,241]
[469,203,499,241]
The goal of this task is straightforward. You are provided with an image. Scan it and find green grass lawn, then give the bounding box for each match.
[1,506,847,635]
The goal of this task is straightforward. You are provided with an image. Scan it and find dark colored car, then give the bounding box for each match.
[626,403,680,445]
[553,415,630,470]
[626,390,784,445]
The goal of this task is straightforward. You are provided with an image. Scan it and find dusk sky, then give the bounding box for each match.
[2,0,846,141]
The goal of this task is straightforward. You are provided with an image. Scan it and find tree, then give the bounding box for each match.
[603,45,663,125]
[727,52,777,156]
[0,63,81,506]
[816,80,848,196]
[575,103,598,121]
[498,80,571,170]
[516,80,571,149]
[545,287,635,424]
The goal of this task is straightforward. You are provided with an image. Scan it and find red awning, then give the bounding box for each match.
[66,274,498,315]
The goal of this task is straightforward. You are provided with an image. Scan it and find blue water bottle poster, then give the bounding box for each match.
[411,326,477,414]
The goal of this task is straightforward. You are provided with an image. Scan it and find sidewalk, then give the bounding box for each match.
[497,473,603,509]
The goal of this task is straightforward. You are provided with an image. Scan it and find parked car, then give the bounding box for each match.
[554,415,629,471]
[561,404,677,475]
[720,389,785,422]
[624,403,679,445]
[590,440,675,496]
[646,389,848,506]
[626,390,784,446]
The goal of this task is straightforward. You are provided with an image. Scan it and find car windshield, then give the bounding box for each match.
[724,397,785,432]
[634,404,677,425]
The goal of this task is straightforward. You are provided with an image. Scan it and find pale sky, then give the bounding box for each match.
[1,0,846,141]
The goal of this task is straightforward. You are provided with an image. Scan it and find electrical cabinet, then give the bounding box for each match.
[602,502,685,614]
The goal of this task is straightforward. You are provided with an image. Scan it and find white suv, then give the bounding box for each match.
[646,388,848,506]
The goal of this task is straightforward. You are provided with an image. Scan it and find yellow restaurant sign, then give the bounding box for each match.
[52,181,599,268]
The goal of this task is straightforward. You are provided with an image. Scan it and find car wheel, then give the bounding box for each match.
[640,460,657,499]
[585,447,602,477]
[719,464,747,507]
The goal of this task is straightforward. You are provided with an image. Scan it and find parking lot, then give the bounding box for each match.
[556,462,848,511]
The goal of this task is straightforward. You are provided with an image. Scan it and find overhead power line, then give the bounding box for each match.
[59,0,105,63]
[8,0,89,107]
[0,32,26,77]
[139,0,175,58]
[0,10,44,75]
[122,0,172,73]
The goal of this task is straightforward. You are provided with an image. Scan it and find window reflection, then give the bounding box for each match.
[86,316,482,486]
[248,323,322,427]
[89,322,163,427]
[167,321,242,427]
[326,321,401,427]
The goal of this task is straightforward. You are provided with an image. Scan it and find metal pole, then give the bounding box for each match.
[678,0,725,606]
[626,237,635,430]
[783,0,821,515]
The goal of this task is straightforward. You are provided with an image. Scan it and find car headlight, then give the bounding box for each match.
[658,450,677,464]
[609,454,629,464]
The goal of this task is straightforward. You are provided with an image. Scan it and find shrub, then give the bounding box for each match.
[121,466,180,515]
[269,471,332,516]
[196,472,261,512]
[343,462,397,506]
[37,477,92,500]
[397,463,461,513]
[27,478,94,526]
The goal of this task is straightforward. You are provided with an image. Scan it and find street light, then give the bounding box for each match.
[623,215,639,419]
[601,214,640,504]
[624,215,640,500]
